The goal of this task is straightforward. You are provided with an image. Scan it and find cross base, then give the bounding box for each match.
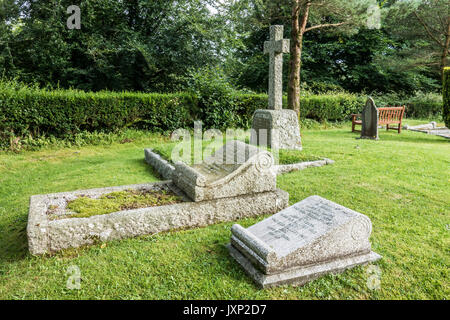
[250,109,302,150]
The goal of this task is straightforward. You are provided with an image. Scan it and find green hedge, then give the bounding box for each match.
[372,91,443,119]
[233,93,268,127]
[0,80,444,148]
[300,93,362,121]
[0,82,196,141]
[233,93,362,123]
[444,67,450,127]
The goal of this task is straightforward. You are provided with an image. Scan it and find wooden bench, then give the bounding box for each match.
[352,106,405,134]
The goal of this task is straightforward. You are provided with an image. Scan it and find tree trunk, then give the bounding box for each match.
[288,0,310,118]
[288,1,301,116]
[441,21,450,79]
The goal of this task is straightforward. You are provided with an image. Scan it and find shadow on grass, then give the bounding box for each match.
[131,158,166,181]
[0,214,29,263]
[346,130,448,144]
[202,240,258,288]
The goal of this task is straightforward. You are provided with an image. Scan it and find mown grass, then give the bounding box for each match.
[0,119,448,299]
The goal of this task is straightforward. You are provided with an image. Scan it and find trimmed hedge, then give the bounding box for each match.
[444,67,450,127]
[372,91,443,119]
[233,92,443,122]
[0,82,196,140]
[233,93,268,127]
[233,93,362,123]
[300,93,362,121]
[0,80,444,148]
[406,93,443,119]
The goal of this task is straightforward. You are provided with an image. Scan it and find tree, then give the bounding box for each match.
[226,0,375,115]
[384,0,450,80]
[0,0,234,92]
[287,0,371,115]
[0,0,22,76]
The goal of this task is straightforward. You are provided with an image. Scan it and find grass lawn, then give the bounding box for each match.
[0,120,448,299]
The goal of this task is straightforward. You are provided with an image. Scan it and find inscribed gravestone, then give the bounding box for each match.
[228,195,381,288]
[360,97,379,140]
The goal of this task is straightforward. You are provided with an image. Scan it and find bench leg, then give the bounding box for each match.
[398,125,401,134]
[386,124,389,131]
[352,122,355,132]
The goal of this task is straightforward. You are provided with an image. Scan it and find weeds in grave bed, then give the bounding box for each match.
[64,189,183,219]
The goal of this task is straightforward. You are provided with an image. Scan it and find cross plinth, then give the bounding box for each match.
[264,25,290,110]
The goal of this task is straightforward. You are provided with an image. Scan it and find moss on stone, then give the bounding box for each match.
[66,189,182,218]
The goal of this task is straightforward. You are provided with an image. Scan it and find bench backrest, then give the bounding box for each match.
[378,106,405,124]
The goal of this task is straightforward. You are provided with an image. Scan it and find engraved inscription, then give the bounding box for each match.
[194,162,239,182]
[253,116,272,131]
[248,197,357,257]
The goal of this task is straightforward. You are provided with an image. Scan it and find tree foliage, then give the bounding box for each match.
[383,0,449,78]
[0,0,444,95]
[0,0,232,91]
[226,0,441,95]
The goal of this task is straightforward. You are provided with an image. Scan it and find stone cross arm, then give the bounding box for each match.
[264,25,290,55]
[264,38,290,54]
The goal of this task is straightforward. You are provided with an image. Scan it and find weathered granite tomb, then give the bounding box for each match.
[27,141,289,255]
[228,195,381,288]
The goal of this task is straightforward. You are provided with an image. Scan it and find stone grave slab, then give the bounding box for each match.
[172,140,277,202]
[227,195,381,288]
[405,122,450,139]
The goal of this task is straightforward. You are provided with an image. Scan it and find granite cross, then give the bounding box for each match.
[264,25,290,110]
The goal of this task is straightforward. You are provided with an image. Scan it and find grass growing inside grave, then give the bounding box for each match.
[276,149,322,164]
[0,119,448,299]
[63,189,182,219]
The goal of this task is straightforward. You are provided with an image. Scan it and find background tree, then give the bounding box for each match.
[0,0,22,77]
[226,0,380,114]
[287,0,372,115]
[0,0,233,92]
[0,0,444,97]
[226,0,440,94]
[383,0,450,79]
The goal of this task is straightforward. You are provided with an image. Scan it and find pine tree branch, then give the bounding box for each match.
[413,11,445,49]
[304,21,347,33]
